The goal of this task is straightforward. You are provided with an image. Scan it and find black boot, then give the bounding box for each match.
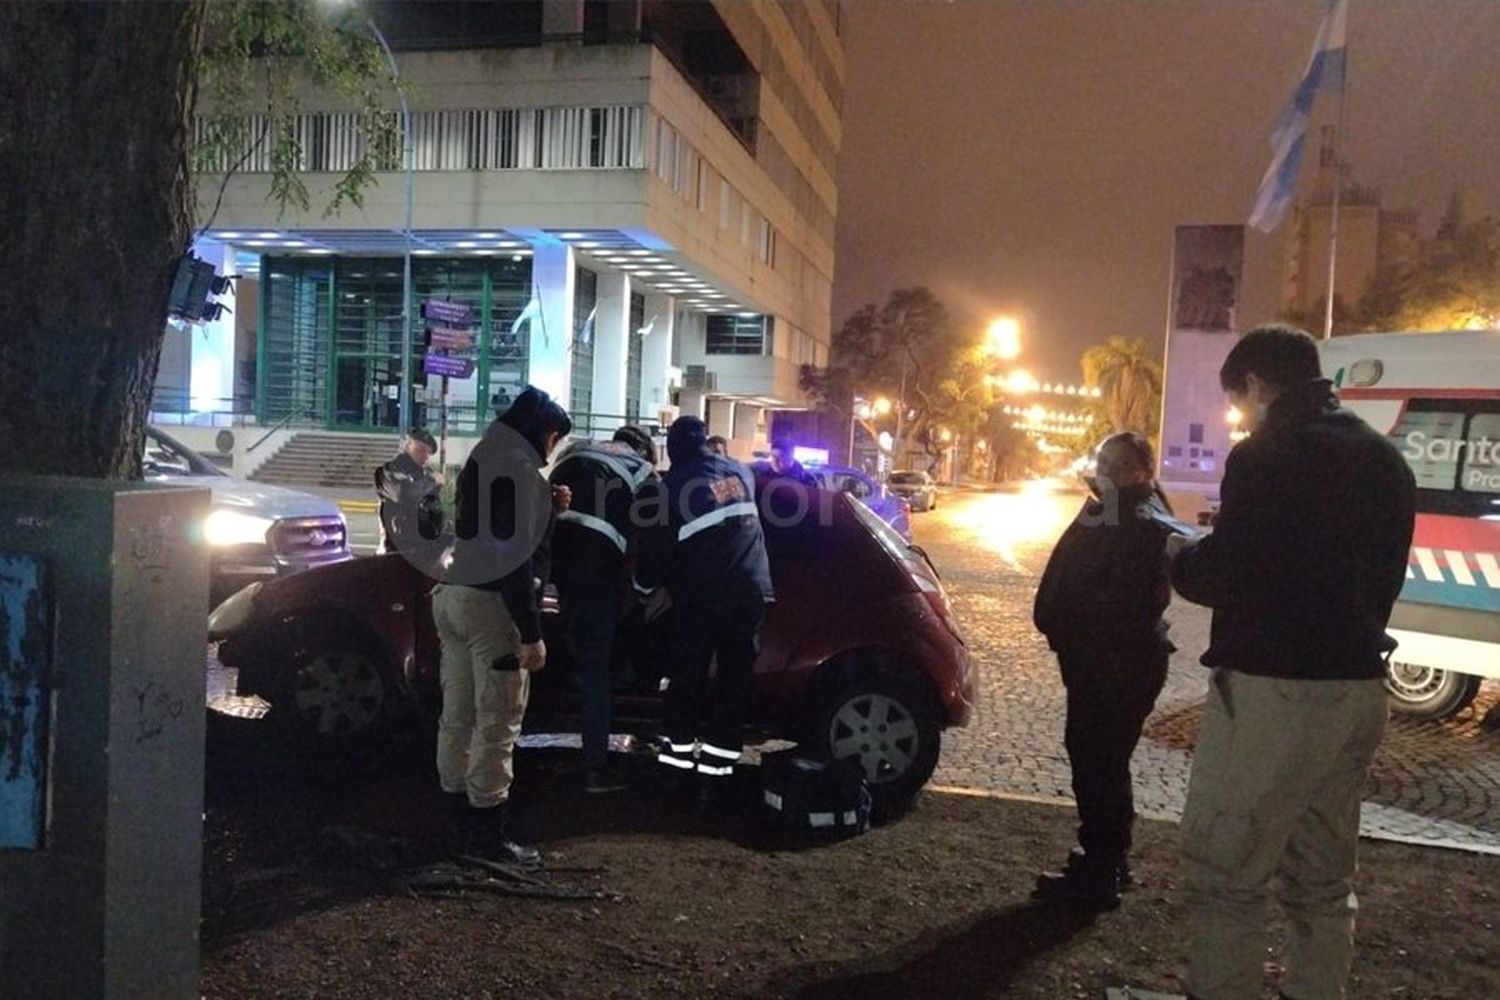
[1033,850,1123,908]
[465,803,541,868]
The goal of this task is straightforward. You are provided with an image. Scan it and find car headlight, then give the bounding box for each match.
[208,581,263,640]
[203,509,274,547]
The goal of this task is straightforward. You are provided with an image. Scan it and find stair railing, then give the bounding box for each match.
[247,408,314,454]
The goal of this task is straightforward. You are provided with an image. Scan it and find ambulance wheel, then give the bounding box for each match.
[814,675,941,821]
[1384,662,1482,720]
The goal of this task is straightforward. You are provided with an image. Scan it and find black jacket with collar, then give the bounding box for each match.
[1171,379,1416,680]
[1034,482,1175,661]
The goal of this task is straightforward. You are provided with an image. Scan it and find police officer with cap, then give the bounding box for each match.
[374,428,443,554]
[635,416,773,788]
[548,424,660,794]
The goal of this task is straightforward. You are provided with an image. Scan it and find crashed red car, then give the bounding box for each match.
[209,487,975,814]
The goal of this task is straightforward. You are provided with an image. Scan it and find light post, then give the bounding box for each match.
[361,16,415,435]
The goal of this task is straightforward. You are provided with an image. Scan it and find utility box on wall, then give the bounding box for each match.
[0,477,209,999]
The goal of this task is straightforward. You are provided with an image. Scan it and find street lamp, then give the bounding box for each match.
[332,0,415,434]
[986,317,1022,361]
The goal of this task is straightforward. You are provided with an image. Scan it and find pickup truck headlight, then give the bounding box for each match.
[204,509,273,547]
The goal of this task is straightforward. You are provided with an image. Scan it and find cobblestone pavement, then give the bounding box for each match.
[919,482,1500,853]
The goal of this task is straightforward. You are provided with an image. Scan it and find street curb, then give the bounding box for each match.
[927,784,1500,857]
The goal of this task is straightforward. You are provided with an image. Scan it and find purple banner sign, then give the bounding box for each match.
[423,299,473,326]
[428,326,475,351]
[423,353,475,379]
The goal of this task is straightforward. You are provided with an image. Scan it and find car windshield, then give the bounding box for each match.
[889,472,927,485]
[143,428,226,479]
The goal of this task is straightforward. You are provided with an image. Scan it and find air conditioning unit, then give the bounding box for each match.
[682,365,718,391]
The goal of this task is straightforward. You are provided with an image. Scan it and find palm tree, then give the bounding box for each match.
[1081,337,1163,440]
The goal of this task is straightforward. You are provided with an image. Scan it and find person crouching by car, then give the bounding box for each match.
[434,386,572,866]
[1031,431,1179,907]
[548,425,660,795]
[374,427,443,555]
[634,416,773,794]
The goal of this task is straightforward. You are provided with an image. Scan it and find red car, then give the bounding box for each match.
[209,488,975,815]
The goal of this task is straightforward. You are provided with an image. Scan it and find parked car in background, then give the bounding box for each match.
[145,427,352,605]
[887,470,939,512]
[807,465,912,540]
[209,486,975,817]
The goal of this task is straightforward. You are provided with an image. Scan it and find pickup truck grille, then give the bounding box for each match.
[268,516,348,562]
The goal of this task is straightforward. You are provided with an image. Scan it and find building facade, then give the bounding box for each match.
[168,0,844,463]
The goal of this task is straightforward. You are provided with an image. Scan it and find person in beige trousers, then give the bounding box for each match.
[1168,326,1415,1000]
[435,386,573,867]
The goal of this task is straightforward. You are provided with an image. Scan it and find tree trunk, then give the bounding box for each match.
[0,1,205,478]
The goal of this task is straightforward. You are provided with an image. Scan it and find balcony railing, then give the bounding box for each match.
[194,105,647,175]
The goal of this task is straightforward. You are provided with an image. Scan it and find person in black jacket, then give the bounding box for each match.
[374,428,443,555]
[634,416,773,786]
[434,386,572,866]
[1169,325,1415,1000]
[1033,431,1180,906]
[548,425,659,794]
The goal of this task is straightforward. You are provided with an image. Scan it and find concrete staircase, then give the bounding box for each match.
[251,433,400,489]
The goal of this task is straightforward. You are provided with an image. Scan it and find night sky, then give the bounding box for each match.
[834,0,1500,381]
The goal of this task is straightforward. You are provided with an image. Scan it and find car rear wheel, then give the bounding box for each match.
[1384,661,1482,720]
[813,675,940,821]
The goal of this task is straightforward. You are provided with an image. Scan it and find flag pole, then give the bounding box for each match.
[1321,20,1349,340]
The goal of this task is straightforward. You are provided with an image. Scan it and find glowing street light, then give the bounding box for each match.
[986,317,1022,360]
[1226,406,1244,426]
[873,397,893,416]
[1005,369,1040,395]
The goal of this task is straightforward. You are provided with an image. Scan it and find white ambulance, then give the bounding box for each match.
[1323,330,1500,718]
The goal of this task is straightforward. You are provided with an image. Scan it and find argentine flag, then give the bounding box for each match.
[1248,0,1348,233]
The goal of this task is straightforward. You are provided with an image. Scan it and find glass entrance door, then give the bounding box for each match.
[331,265,411,431]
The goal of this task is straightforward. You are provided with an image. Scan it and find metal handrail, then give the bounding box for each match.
[248,408,314,453]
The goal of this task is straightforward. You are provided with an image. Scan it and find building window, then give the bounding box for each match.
[696,161,709,213]
[1188,422,1205,445]
[720,181,733,229]
[757,219,776,265]
[706,314,769,356]
[740,204,753,247]
[571,269,598,419]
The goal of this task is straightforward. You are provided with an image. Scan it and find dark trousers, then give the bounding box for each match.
[555,576,621,770]
[663,599,765,774]
[1059,647,1169,864]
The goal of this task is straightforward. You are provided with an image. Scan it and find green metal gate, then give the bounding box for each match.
[258,255,534,433]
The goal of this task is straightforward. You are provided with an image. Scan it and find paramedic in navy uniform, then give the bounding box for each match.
[1169,325,1415,1000]
[634,416,774,786]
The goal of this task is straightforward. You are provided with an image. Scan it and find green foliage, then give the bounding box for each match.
[193,0,402,219]
[1079,336,1162,451]
[802,287,985,461]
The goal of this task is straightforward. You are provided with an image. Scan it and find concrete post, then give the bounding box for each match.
[591,272,631,435]
[0,478,210,999]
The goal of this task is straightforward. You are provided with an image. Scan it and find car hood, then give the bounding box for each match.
[165,475,344,520]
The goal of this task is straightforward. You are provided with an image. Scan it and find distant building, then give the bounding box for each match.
[1280,128,1421,324]
[160,0,844,468]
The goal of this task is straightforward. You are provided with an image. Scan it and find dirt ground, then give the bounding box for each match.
[200,735,1499,1000]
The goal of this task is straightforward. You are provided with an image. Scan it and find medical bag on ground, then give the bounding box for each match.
[759,749,872,839]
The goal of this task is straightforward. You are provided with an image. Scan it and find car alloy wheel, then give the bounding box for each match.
[291,649,387,737]
[829,691,921,785]
[1384,661,1482,720]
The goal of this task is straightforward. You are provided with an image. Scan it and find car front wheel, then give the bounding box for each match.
[1384,661,1482,720]
[240,634,397,745]
[813,675,941,820]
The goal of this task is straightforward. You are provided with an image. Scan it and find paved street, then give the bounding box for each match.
[918,482,1500,853]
